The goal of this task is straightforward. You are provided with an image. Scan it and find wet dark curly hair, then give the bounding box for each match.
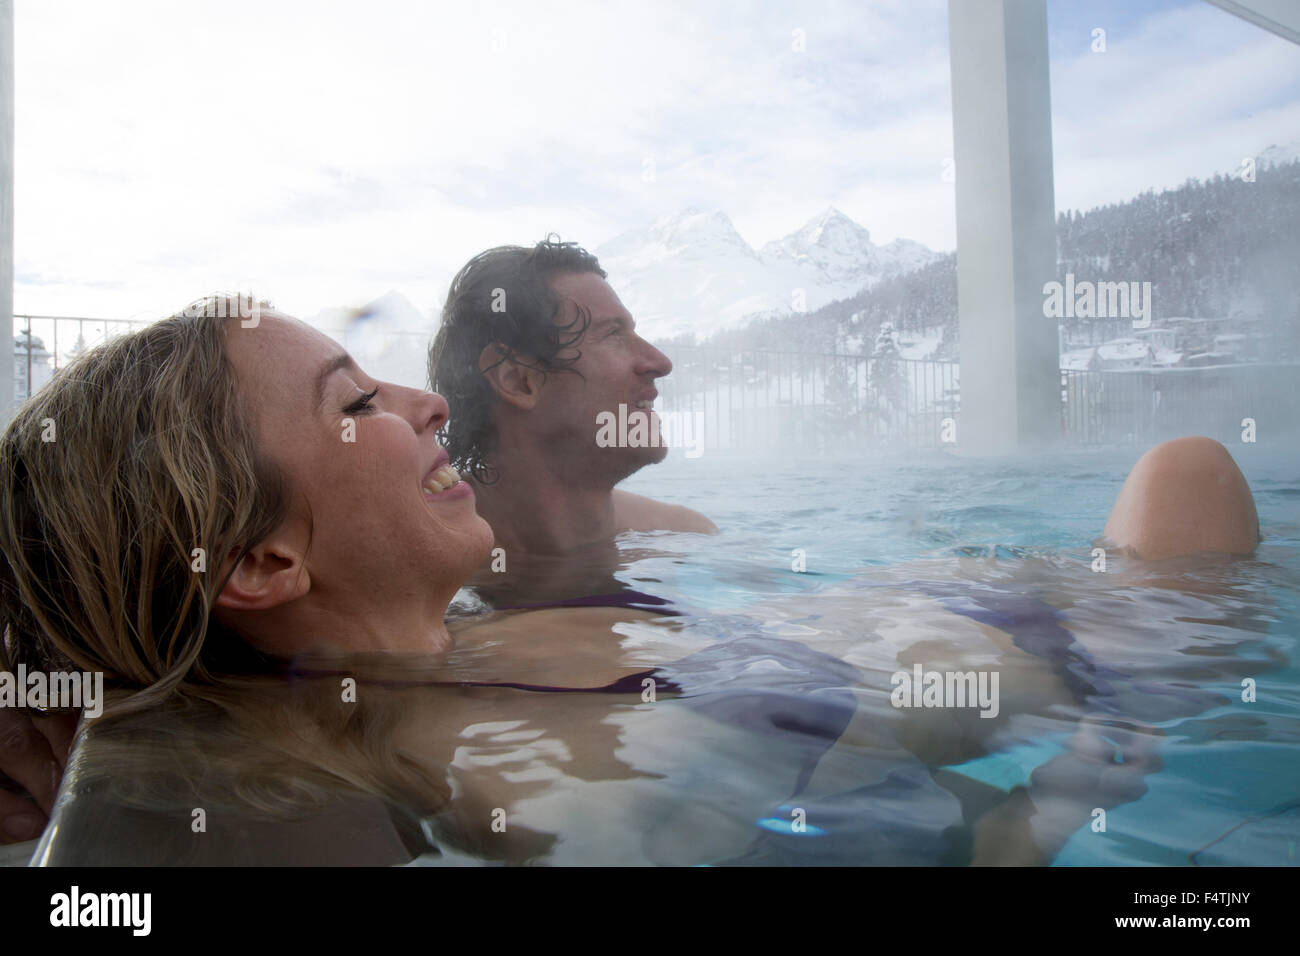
[428,237,606,483]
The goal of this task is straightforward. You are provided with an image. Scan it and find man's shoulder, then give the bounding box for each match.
[612,489,718,534]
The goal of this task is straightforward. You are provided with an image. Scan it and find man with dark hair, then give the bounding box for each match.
[429,238,715,562]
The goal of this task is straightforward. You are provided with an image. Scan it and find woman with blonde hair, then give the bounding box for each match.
[0,296,488,862]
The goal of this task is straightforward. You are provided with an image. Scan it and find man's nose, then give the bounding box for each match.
[636,336,673,378]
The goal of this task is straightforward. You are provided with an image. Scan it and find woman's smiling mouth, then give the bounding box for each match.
[423,463,468,496]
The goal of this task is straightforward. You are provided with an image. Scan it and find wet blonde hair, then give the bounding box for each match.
[0,295,288,711]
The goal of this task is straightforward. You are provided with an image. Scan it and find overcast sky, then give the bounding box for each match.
[12,0,1300,324]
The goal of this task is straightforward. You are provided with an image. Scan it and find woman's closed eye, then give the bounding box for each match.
[343,387,380,415]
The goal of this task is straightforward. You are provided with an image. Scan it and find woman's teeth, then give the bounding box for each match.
[423,464,461,495]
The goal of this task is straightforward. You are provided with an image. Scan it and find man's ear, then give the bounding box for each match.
[214,531,311,612]
[478,343,544,410]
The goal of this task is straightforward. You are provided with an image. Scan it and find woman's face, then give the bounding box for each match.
[222,312,494,610]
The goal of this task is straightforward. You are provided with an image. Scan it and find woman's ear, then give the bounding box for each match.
[215,532,311,611]
[478,343,543,410]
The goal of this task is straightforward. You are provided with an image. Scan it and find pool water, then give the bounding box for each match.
[566,444,1300,866]
[44,442,1291,866]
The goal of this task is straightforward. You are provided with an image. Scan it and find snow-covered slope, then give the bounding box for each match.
[597,207,940,340]
[1257,139,1300,168]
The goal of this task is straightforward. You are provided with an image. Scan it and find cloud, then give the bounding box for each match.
[1048,1,1300,212]
[10,0,1300,327]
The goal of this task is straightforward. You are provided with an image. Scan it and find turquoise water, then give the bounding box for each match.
[615,445,1300,865]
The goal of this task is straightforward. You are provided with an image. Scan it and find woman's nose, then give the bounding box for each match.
[410,387,450,433]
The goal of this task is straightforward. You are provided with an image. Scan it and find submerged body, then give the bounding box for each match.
[38,534,1289,866]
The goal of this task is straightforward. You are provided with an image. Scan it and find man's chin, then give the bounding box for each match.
[645,441,670,464]
[603,442,669,484]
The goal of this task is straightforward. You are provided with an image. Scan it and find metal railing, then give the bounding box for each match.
[12,314,154,397]
[8,314,419,402]
[1060,364,1300,446]
[657,345,960,451]
[13,319,1298,449]
[660,346,1300,451]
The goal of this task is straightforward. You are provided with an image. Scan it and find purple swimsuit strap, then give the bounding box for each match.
[492,589,680,615]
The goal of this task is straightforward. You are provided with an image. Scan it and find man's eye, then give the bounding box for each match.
[344,387,380,414]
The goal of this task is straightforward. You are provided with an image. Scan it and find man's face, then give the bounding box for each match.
[532,271,673,483]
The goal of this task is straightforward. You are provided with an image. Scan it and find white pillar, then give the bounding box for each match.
[948,0,1059,454]
[0,1,12,426]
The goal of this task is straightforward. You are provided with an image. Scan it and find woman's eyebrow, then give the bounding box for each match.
[313,353,359,409]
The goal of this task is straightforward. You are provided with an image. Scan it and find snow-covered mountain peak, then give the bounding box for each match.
[597,207,758,269]
[789,206,873,250]
[760,207,933,290]
[654,208,754,254]
[596,206,939,340]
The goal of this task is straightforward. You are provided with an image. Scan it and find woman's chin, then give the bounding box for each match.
[456,516,498,580]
